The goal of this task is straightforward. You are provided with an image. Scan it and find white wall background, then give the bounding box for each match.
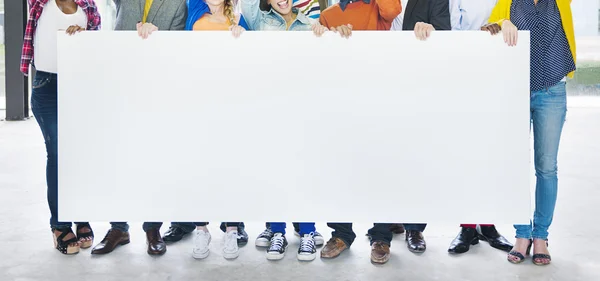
[572,0,600,37]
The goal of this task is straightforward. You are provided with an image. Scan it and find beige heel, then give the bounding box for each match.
[52,228,80,255]
[76,223,94,250]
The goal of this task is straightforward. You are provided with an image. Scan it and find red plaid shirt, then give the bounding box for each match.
[21,0,101,75]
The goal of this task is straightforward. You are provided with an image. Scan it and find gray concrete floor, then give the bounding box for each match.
[1,98,599,281]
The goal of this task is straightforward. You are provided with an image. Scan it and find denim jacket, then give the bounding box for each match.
[241,0,314,31]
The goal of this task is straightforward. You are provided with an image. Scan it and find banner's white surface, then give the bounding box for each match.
[57,31,531,223]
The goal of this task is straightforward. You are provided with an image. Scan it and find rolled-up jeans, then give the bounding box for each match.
[515,81,567,240]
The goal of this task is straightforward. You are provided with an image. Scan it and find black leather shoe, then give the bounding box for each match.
[478,225,513,252]
[162,226,191,243]
[448,227,479,254]
[406,230,426,253]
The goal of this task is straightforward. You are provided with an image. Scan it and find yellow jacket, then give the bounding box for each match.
[488,0,576,78]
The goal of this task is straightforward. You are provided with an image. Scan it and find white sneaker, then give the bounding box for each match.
[223,231,239,259]
[192,229,211,259]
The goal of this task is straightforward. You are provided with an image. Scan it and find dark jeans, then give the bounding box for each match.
[327,223,357,246]
[328,223,398,246]
[31,71,89,229]
[403,223,427,232]
[110,222,196,233]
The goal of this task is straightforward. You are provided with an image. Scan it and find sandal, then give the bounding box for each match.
[52,228,80,255]
[507,239,532,264]
[532,240,551,266]
[76,223,94,249]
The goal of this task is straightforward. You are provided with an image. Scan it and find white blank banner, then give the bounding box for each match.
[57,31,531,224]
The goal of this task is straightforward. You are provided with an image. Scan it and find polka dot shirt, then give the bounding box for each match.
[510,0,576,92]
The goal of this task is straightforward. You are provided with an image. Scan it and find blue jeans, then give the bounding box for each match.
[31,71,89,229]
[515,81,567,240]
[270,222,315,235]
[110,222,196,233]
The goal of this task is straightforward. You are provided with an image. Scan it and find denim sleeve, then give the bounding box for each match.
[241,0,263,30]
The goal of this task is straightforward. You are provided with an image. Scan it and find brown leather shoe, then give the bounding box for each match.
[406,230,426,253]
[371,241,391,264]
[91,229,130,255]
[146,228,167,255]
[390,224,405,234]
[320,237,348,259]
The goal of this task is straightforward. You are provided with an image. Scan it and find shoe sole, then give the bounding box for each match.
[223,252,239,260]
[266,252,285,260]
[408,247,426,254]
[370,258,389,264]
[147,250,166,256]
[297,253,316,261]
[255,239,270,247]
[192,250,210,259]
[80,240,94,249]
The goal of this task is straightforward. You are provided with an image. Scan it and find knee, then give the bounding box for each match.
[535,155,558,178]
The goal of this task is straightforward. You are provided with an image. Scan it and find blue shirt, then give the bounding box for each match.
[450,0,497,30]
[510,0,575,91]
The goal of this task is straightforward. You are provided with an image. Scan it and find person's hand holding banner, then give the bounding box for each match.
[65,25,85,36]
[136,22,158,39]
[312,24,328,37]
[501,20,518,47]
[481,23,501,35]
[332,24,352,38]
[414,22,435,41]
[229,25,246,38]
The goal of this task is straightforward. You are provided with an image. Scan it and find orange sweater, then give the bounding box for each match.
[319,0,401,31]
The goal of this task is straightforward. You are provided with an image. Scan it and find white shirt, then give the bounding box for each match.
[391,0,409,30]
[34,0,87,73]
[450,0,498,30]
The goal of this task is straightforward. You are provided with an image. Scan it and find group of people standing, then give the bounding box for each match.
[21,0,576,266]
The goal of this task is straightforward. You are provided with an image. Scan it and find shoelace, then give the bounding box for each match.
[269,235,285,251]
[260,229,273,238]
[299,233,315,252]
[224,231,238,251]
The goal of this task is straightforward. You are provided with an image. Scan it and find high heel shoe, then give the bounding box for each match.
[76,223,94,249]
[52,228,80,255]
[532,240,551,266]
[507,239,532,264]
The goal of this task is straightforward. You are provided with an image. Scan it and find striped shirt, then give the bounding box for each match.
[510,0,575,91]
[293,0,321,19]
